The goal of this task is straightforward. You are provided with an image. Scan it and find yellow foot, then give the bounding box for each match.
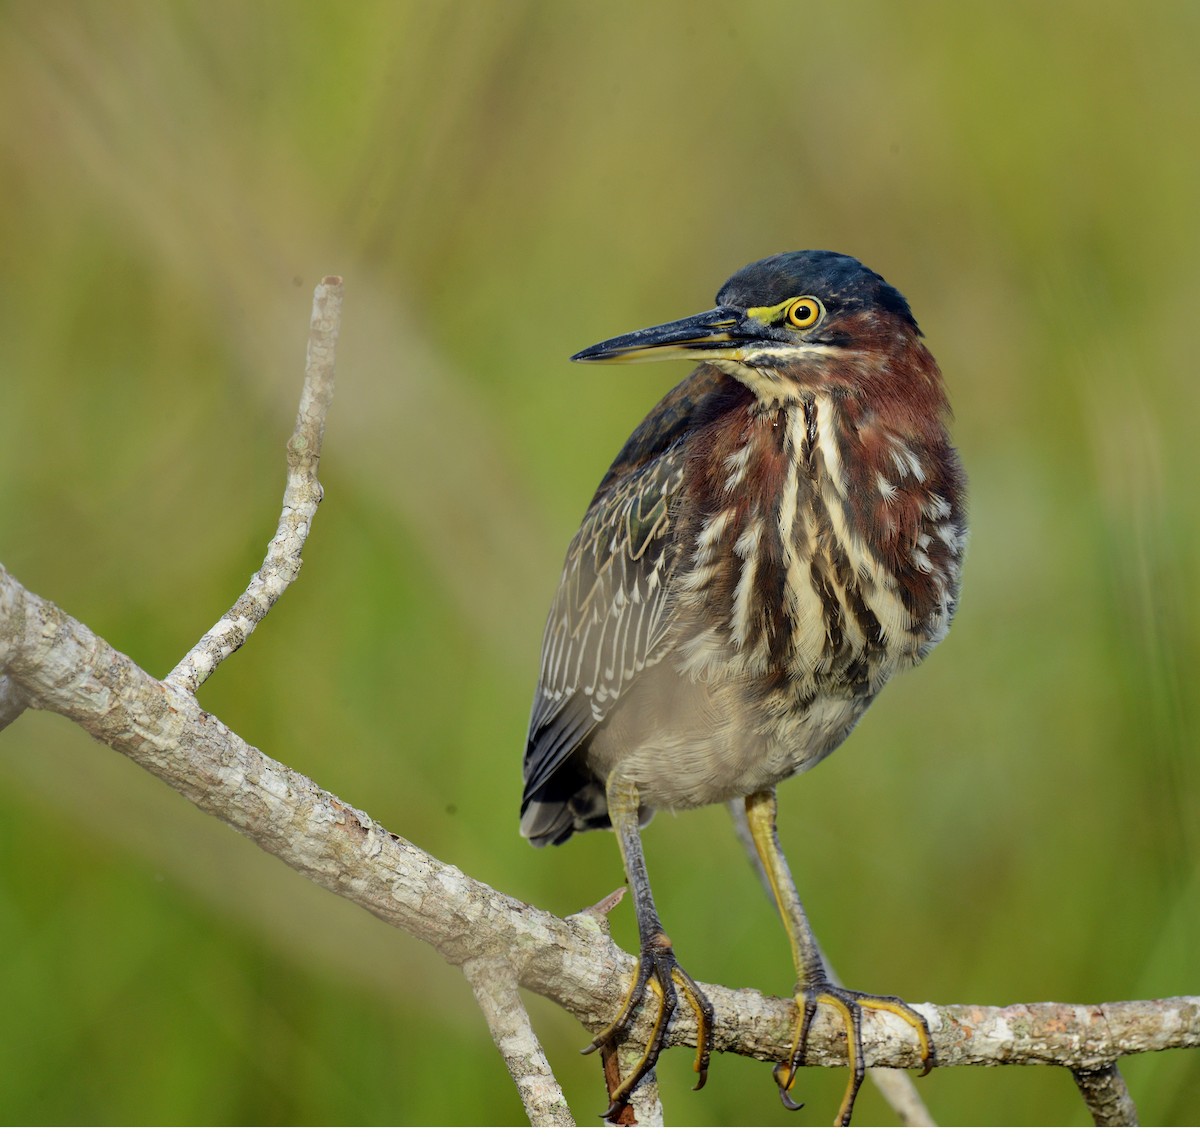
[773,982,934,1126]
[583,930,714,1119]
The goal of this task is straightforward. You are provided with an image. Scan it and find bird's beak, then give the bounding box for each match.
[571,305,754,364]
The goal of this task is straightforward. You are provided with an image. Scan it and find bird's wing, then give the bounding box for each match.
[521,366,745,816]
[521,440,689,802]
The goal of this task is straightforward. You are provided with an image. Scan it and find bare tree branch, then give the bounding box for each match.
[165,275,343,694]
[1071,1063,1139,1127]
[865,1068,938,1128]
[1,563,1197,1098]
[619,1043,664,1126]
[0,673,26,730]
[464,956,575,1127]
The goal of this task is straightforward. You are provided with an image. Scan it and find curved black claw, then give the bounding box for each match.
[773,983,935,1126]
[583,930,714,1119]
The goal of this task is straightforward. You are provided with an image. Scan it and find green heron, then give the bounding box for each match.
[521,251,966,1124]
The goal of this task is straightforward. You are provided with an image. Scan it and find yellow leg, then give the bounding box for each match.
[585,773,714,1118]
[744,789,934,1126]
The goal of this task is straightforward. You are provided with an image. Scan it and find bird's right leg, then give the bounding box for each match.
[584,771,714,1118]
[742,788,934,1126]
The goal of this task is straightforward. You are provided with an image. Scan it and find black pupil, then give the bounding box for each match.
[793,304,812,322]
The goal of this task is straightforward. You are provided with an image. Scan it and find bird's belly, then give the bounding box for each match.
[587,664,872,811]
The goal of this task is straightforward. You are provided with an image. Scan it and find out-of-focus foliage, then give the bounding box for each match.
[0,0,1196,1125]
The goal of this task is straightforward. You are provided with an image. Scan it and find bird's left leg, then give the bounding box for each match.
[742,788,934,1126]
[585,771,714,1118]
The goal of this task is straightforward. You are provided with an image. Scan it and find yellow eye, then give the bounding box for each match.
[785,296,822,329]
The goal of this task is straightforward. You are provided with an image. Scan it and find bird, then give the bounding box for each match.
[520,250,966,1125]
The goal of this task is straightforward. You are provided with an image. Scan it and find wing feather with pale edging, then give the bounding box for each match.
[522,442,688,803]
[520,367,745,835]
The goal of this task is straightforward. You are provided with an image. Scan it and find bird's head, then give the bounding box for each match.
[573,250,939,412]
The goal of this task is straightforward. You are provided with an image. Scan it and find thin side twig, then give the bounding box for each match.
[464,956,575,1126]
[165,275,343,693]
[0,673,27,730]
[618,1041,664,1127]
[597,1037,664,1127]
[1071,1063,1139,1127]
[866,1067,938,1128]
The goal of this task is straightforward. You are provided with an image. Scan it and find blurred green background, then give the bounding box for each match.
[0,0,1196,1126]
